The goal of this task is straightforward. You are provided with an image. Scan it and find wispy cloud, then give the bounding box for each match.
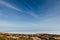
[26,11,39,19]
[0,0,22,12]
[0,0,39,18]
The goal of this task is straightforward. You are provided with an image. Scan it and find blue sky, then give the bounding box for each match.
[0,0,60,34]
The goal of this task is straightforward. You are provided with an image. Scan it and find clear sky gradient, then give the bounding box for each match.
[0,0,60,34]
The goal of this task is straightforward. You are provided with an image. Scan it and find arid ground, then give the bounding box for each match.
[0,33,60,40]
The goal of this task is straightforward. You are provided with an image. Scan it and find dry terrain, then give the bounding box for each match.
[0,33,60,40]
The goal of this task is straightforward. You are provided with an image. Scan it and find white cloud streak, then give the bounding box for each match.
[0,0,39,18]
[0,0,22,12]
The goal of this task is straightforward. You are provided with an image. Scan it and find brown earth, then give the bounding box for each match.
[0,33,60,40]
